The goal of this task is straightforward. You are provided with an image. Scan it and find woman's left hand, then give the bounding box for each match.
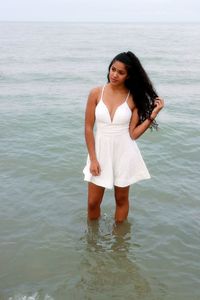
[151,96,164,119]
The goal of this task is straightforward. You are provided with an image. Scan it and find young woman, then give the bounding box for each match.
[83,51,164,223]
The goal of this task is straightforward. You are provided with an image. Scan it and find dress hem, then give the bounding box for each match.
[83,174,151,190]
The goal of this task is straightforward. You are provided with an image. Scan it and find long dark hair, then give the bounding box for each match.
[107,51,158,129]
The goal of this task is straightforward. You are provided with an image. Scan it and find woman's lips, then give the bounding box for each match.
[110,77,118,82]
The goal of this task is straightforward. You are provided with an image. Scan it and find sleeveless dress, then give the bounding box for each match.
[83,84,151,189]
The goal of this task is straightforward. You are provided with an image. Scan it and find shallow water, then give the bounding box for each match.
[0,22,200,300]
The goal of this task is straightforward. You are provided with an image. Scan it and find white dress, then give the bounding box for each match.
[83,85,151,189]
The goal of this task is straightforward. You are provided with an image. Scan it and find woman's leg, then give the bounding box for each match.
[88,182,105,220]
[114,185,130,223]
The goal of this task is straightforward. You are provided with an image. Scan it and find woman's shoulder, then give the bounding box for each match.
[85,86,102,107]
[87,85,105,105]
[89,85,103,97]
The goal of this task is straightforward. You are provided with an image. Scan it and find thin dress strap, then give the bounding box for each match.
[125,90,130,102]
[100,84,106,99]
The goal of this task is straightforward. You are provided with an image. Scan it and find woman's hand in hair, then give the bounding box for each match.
[151,97,164,119]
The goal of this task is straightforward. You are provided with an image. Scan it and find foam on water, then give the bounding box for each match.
[8,294,54,300]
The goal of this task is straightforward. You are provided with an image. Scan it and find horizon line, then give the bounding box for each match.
[0,20,200,24]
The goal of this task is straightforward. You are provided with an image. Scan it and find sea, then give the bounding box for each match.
[0,22,200,300]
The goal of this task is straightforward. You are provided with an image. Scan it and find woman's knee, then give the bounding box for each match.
[88,196,101,211]
[114,186,129,207]
[88,183,105,211]
[115,195,129,207]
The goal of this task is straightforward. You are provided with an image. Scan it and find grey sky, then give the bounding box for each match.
[0,0,199,22]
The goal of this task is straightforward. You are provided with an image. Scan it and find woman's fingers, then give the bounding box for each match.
[90,167,97,176]
[95,163,101,176]
[155,97,164,107]
[150,97,164,119]
[97,163,101,175]
[90,161,101,176]
[153,97,164,112]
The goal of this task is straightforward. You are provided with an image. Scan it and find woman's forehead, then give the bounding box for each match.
[111,60,127,71]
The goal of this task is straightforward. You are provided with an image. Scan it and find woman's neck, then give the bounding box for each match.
[108,82,127,92]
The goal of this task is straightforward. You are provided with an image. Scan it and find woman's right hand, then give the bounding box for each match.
[90,159,101,176]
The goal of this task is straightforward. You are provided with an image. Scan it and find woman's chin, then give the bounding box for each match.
[110,79,119,85]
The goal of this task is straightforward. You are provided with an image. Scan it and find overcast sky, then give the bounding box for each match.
[0,0,199,22]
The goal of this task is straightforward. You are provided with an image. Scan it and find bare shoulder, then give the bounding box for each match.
[85,86,102,119]
[87,86,102,105]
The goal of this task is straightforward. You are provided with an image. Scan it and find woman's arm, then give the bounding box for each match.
[129,97,164,140]
[84,87,101,176]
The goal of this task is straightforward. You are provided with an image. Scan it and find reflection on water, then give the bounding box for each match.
[75,216,152,300]
[86,218,132,253]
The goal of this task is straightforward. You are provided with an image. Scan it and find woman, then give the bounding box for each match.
[83,51,164,223]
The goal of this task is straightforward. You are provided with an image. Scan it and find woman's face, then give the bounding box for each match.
[109,60,129,85]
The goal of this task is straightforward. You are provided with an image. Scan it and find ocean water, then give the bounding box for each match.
[0,22,200,300]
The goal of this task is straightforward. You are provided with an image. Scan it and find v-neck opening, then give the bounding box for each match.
[101,99,128,123]
[100,86,130,123]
